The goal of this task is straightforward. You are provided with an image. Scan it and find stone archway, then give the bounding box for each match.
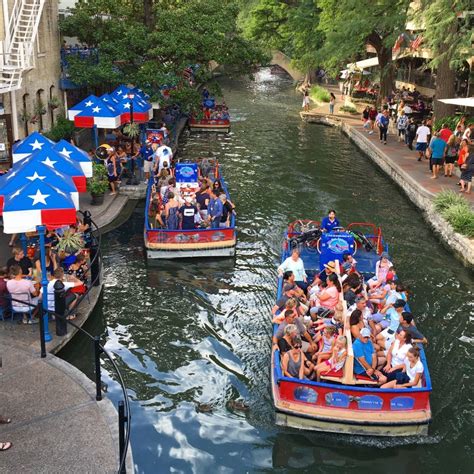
[269,51,305,82]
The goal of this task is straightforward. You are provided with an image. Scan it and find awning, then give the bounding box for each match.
[346,57,379,69]
[438,97,474,108]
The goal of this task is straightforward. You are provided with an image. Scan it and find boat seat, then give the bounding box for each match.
[353,373,380,386]
[320,368,344,383]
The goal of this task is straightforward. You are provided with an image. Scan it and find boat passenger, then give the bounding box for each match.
[278,249,308,291]
[164,192,180,230]
[272,310,317,354]
[343,273,363,306]
[381,330,413,380]
[321,210,340,233]
[272,299,297,324]
[312,325,337,364]
[271,283,301,316]
[281,336,314,379]
[277,322,298,353]
[348,296,373,328]
[381,346,424,389]
[314,335,347,382]
[282,271,308,303]
[399,312,428,345]
[195,181,211,220]
[375,299,406,352]
[353,328,387,383]
[309,273,341,316]
[179,197,199,230]
[219,194,235,228]
[207,189,224,229]
[368,252,393,289]
[349,309,365,340]
[212,179,224,196]
[317,260,338,284]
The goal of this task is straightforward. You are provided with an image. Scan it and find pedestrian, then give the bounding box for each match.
[368,106,377,135]
[396,111,408,143]
[428,132,447,179]
[302,90,310,112]
[405,118,417,149]
[415,120,431,161]
[444,135,458,178]
[438,123,453,143]
[329,93,336,114]
[459,144,474,194]
[141,140,154,182]
[378,110,390,145]
[362,105,370,130]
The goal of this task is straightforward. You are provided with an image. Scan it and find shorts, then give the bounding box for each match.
[445,156,456,164]
[144,160,154,173]
[301,341,310,352]
[383,368,402,382]
[367,312,385,324]
[108,175,117,182]
[431,157,443,165]
[415,142,427,152]
[395,372,410,385]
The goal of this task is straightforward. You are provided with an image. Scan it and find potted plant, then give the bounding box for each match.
[87,162,109,205]
[34,99,47,116]
[48,96,61,110]
[123,121,140,139]
[55,229,84,254]
[19,110,31,123]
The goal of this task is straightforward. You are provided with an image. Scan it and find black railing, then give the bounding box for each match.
[7,210,131,474]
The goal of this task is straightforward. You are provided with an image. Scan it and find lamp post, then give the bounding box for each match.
[127,92,135,183]
[37,225,52,342]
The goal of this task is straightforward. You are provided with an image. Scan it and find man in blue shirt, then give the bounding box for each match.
[353,328,387,383]
[140,141,154,181]
[207,190,223,229]
[378,110,390,144]
[321,210,340,232]
[428,132,447,179]
[376,299,406,352]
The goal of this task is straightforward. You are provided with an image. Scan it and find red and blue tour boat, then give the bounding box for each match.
[144,159,236,259]
[189,97,230,133]
[271,220,432,436]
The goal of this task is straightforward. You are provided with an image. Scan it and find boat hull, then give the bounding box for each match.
[189,119,230,133]
[145,238,236,259]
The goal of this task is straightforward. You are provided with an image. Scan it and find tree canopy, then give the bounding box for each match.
[60,0,266,109]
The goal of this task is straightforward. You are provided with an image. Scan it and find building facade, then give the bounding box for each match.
[0,0,62,165]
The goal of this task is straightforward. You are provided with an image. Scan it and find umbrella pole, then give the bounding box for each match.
[93,125,99,148]
[37,225,52,342]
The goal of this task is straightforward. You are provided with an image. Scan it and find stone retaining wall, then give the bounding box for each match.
[302,113,474,269]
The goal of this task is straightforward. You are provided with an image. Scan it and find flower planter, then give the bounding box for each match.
[91,192,105,205]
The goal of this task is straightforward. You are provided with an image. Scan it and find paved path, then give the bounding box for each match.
[304,85,474,209]
[0,338,124,474]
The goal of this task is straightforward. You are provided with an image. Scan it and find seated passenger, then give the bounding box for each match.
[278,249,308,291]
[272,284,307,317]
[178,196,199,230]
[7,265,39,324]
[314,335,347,381]
[381,346,424,389]
[282,271,308,306]
[212,179,224,196]
[353,328,387,383]
[399,312,428,345]
[349,309,365,340]
[381,330,413,380]
[310,273,341,316]
[343,273,363,306]
[312,325,337,364]
[277,323,298,353]
[272,309,317,354]
[342,252,359,276]
[272,298,297,324]
[368,252,393,289]
[321,209,340,233]
[281,336,314,379]
[317,260,338,284]
[375,299,406,352]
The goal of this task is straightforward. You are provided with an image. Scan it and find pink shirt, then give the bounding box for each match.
[7,279,36,307]
[321,286,339,310]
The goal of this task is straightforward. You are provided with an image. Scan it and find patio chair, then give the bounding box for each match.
[10,292,36,324]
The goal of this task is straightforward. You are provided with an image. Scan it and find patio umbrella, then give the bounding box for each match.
[112,84,148,102]
[0,160,79,214]
[438,97,474,108]
[115,96,153,123]
[67,94,100,120]
[13,148,87,192]
[12,131,55,163]
[53,139,93,177]
[73,95,121,129]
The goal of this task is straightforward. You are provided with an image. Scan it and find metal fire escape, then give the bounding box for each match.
[0,0,45,93]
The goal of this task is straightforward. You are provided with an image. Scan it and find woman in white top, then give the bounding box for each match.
[381,346,424,389]
[278,249,307,290]
[382,331,412,380]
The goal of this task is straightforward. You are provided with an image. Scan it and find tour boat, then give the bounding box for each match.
[271,220,432,436]
[189,104,230,133]
[144,159,236,259]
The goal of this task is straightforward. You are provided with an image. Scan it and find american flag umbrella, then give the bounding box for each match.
[12,131,55,164]
[0,160,79,214]
[13,148,87,192]
[100,93,120,108]
[67,94,98,120]
[73,96,121,129]
[115,96,153,123]
[53,139,93,178]
[2,179,77,233]
[112,84,148,102]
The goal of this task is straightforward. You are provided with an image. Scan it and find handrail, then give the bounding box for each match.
[7,212,131,474]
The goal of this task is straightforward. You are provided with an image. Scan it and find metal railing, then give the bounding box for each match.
[6,210,131,474]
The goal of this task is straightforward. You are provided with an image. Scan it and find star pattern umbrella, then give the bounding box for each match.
[53,139,93,177]
[115,96,153,123]
[12,131,55,163]
[73,96,121,129]
[67,94,99,120]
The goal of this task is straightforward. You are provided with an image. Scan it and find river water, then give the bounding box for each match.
[62,69,473,473]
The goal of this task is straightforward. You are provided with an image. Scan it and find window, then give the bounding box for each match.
[22,93,30,136]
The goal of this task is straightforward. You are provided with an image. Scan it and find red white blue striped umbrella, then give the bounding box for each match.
[73,95,121,129]
[12,131,55,163]
[0,160,79,214]
[53,139,93,177]
[2,179,77,233]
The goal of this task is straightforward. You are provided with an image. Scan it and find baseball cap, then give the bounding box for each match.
[360,328,371,338]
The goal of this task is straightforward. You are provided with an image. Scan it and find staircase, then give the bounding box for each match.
[0,0,45,93]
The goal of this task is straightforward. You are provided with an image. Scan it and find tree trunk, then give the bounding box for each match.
[376,46,394,104]
[143,0,154,30]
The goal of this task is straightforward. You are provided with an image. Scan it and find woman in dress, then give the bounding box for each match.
[164,191,180,230]
[314,335,347,381]
[368,252,393,289]
[302,89,310,112]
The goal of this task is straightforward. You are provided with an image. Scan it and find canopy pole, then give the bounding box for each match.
[37,225,52,342]
[93,125,99,148]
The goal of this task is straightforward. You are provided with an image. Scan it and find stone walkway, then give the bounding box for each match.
[0,338,128,474]
[304,85,474,209]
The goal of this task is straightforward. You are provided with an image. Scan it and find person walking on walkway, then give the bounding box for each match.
[460,144,474,194]
[329,93,336,114]
[396,111,408,143]
[302,90,310,112]
[378,110,390,145]
[428,132,447,179]
[415,120,430,161]
[444,135,458,178]
[405,118,417,150]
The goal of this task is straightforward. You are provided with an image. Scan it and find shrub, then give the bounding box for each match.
[339,105,358,114]
[87,163,109,195]
[44,116,76,142]
[433,115,473,132]
[309,85,331,103]
[434,191,474,238]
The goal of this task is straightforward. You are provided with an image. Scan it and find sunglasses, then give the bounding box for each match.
[293,345,302,349]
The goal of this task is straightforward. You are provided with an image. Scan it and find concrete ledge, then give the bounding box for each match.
[301,112,474,269]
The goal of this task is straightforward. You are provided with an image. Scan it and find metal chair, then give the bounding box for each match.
[10,292,36,324]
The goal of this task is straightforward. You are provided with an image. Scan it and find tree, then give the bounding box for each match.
[416,1,472,118]
[60,0,266,109]
[317,0,411,100]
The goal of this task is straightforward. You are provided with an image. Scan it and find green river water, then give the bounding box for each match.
[62,69,473,473]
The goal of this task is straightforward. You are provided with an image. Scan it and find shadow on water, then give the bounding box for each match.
[61,69,473,474]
